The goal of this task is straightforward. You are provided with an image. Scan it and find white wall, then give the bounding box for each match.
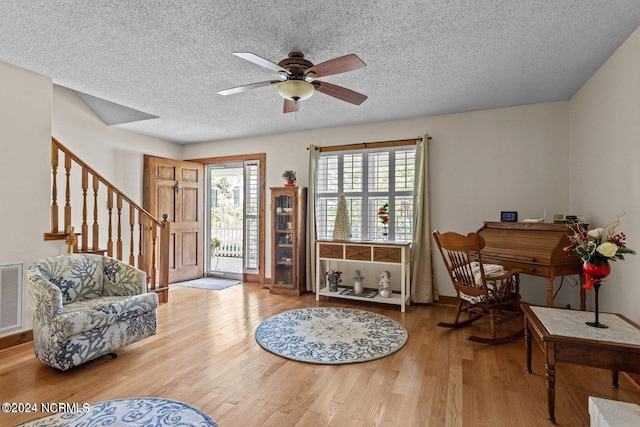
[569,26,640,323]
[183,101,572,307]
[0,60,55,335]
[53,86,182,202]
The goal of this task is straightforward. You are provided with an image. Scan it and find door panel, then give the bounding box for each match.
[181,232,198,266]
[157,187,175,221]
[144,155,204,283]
[182,188,198,221]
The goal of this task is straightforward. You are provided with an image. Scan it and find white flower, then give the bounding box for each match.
[596,242,618,258]
[588,228,605,238]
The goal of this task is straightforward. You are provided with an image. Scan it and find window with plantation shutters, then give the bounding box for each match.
[317,145,416,241]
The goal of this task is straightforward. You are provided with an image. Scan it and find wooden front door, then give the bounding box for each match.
[144,156,204,283]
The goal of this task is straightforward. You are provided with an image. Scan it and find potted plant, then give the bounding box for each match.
[210,237,221,254]
[282,170,296,186]
[353,269,365,295]
[325,269,342,292]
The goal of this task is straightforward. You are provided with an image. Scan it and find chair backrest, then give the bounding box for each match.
[433,231,489,298]
[29,254,105,303]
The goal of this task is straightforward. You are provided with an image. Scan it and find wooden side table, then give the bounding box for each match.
[522,304,640,423]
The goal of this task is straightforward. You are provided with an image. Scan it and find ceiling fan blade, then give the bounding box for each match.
[233,52,289,74]
[283,99,298,114]
[217,80,280,96]
[307,54,366,78]
[314,81,368,105]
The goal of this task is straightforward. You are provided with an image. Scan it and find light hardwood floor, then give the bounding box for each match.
[2,283,639,426]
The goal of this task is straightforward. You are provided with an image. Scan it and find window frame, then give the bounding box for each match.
[316,140,417,242]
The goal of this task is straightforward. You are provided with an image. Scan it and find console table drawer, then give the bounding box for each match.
[373,247,402,263]
[318,244,344,259]
[345,245,372,261]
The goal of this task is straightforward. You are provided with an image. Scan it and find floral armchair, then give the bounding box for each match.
[26,253,158,370]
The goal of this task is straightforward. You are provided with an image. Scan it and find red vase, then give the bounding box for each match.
[582,260,611,328]
[582,260,611,289]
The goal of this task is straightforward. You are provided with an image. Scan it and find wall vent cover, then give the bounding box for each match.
[0,263,23,332]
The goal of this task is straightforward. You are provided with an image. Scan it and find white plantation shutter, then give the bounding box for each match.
[317,146,416,241]
[243,160,260,272]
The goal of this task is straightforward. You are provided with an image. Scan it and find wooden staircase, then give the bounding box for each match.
[44,137,170,302]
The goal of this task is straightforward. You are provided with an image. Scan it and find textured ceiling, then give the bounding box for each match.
[1,1,639,144]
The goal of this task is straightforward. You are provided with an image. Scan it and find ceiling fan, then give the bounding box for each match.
[217,51,367,113]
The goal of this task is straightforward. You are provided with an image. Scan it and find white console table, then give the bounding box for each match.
[315,240,411,312]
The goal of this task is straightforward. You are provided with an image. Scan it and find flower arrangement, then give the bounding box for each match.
[353,269,365,281]
[563,215,635,264]
[377,202,390,224]
[326,268,342,292]
[326,269,342,284]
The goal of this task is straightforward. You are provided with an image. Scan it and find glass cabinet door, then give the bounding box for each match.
[274,194,294,285]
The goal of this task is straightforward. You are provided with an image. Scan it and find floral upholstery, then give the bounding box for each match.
[456,262,509,304]
[26,254,158,370]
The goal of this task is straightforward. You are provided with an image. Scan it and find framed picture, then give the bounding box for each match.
[500,211,518,222]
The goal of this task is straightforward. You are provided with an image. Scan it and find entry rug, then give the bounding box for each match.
[175,277,241,290]
[16,397,217,426]
[255,307,408,364]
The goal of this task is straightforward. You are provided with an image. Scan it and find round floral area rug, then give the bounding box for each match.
[16,397,217,427]
[255,307,408,364]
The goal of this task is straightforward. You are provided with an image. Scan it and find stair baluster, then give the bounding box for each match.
[81,167,88,252]
[92,175,99,250]
[51,145,59,233]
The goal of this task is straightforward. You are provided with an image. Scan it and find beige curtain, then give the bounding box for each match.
[306,145,320,291]
[411,134,438,303]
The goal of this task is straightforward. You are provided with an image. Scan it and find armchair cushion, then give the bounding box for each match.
[53,294,158,339]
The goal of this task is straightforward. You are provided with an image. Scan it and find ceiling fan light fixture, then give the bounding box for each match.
[277,80,314,101]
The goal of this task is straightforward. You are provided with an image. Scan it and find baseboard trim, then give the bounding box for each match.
[434,295,457,306]
[0,330,33,351]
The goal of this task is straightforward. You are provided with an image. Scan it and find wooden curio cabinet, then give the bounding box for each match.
[270,186,307,295]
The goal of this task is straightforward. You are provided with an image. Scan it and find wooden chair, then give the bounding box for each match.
[433,230,524,344]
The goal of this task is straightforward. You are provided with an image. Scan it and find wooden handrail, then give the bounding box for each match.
[52,138,162,228]
[46,137,170,302]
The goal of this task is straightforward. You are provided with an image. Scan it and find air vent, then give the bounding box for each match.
[0,264,23,332]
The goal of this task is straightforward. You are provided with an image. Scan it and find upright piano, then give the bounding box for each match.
[477,221,586,310]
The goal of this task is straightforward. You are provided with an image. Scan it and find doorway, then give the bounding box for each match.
[204,159,262,282]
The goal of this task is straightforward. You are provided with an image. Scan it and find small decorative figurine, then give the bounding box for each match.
[378,270,392,298]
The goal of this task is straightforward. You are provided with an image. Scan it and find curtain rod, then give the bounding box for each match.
[360,136,426,145]
[307,136,428,151]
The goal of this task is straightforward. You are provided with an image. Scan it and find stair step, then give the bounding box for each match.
[43,232,80,241]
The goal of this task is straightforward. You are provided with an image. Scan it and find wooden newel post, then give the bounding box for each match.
[158,214,170,290]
